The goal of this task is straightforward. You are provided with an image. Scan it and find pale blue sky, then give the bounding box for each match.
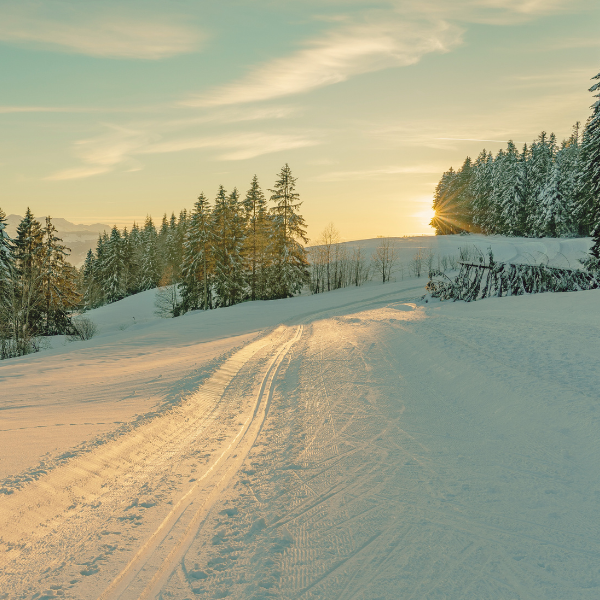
[1,0,598,239]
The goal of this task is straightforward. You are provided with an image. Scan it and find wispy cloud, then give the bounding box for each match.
[0,3,202,59]
[436,137,527,143]
[314,165,442,182]
[141,132,318,161]
[46,124,319,180]
[185,18,463,107]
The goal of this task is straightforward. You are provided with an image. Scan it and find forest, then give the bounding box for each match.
[0,165,310,358]
[431,71,600,248]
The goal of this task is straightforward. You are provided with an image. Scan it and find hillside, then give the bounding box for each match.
[1,235,599,599]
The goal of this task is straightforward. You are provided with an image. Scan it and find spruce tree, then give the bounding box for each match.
[104,225,125,303]
[139,217,160,291]
[181,193,213,311]
[243,175,270,300]
[40,216,79,334]
[226,187,247,305]
[0,208,15,355]
[13,208,45,337]
[268,164,309,298]
[583,72,600,258]
[0,208,13,305]
[81,249,98,309]
[499,141,526,236]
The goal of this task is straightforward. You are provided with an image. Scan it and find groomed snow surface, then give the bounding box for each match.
[1,235,599,600]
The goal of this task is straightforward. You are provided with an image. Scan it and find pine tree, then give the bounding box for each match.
[81,249,98,309]
[126,223,142,294]
[104,225,125,303]
[139,217,160,291]
[0,208,15,356]
[0,208,13,305]
[243,175,270,300]
[225,187,247,305]
[13,208,45,337]
[470,151,495,233]
[526,131,557,236]
[499,141,527,236]
[268,164,309,298]
[40,216,79,334]
[181,193,213,311]
[583,72,600,257]
[92,231,109,305]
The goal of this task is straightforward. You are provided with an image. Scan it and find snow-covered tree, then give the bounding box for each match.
[499,141,527,236]
[181,193,212,311]
[582,72,600,258]
[103,226,126,303]
[0,208,13,305]
[40,216,80,334]
[243,175,270,301]
[138,217,161,291]
[267,164,309,298]
[13,208,45,337]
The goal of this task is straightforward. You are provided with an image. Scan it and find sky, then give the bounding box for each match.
[0,0,599,241]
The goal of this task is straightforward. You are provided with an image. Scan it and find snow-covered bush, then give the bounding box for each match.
[68,316,98,341]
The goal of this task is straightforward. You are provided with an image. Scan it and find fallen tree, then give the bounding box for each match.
[426,250,600,302]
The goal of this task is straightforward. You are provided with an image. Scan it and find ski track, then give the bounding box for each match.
[2,281,600,599]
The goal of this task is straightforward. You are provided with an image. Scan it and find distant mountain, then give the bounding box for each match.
[5,215,111,267]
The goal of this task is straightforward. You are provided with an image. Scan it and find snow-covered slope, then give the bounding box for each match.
[1,235,598,600]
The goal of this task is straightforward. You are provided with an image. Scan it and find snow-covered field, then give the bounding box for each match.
[1,236,599,599]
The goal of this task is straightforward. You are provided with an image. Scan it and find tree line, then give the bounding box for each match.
[0,209,80,357]
[431,70,600,254]
[0,164,310,357]
[83,164,308,314]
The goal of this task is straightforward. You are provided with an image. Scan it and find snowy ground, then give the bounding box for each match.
[1,236,599,599]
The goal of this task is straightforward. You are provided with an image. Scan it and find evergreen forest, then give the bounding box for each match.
[0,164,309,358]
[431,70,600,253]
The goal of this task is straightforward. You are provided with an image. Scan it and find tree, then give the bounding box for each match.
[372,238,398,283]
[583,72,600,258]
[0,208,13,305]
[139,217,161,291]
[0,208,15,358]
[243,175,270,301]
[40,216,79,334]
[181,193,212,311]
[103,225,125,303]
[499,141,527,235]
[268,164,309,298]
[13,208,45,339]
[431,158,475,234]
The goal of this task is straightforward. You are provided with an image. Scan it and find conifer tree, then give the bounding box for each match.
[126,223,142,294]
[225,187,247,305]
[81,249,98,309]
[0,208,13,305]
[243,175,270,300]
[13,208,45,337]
[583,72,600,257]
[40,216,79,333]
[139,217,160,291]
[268,164,309,298]
[499,141,527,235]
[104,225,125,303]
[181,193,212,311]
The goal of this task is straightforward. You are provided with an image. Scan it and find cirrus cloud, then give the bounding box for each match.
[184,18,464,107]
[0,3,202,59]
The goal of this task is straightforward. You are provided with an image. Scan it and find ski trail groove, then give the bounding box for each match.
[99,325,303,600]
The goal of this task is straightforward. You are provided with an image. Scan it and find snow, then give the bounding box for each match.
[1,235,599,599]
